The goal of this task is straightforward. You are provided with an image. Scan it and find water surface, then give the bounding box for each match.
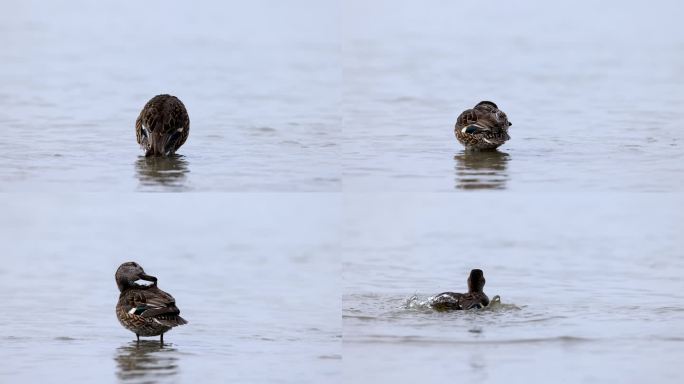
[0,0,340,191]
[342,0,684,191]
[0,194,341,383]
[342,194,684,383]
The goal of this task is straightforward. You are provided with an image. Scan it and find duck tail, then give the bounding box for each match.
[154,314,188,327]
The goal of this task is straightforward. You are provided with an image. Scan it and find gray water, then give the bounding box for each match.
[0,0,339,192]
[343,0,684,191]
[0,195,340,383]
[2,0,683,193]
[1,0,683,383]
[343,194,684,383]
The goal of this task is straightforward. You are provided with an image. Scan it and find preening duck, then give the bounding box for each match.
[115,262,187,345]
[455,101,511,151]
[135,94,190,157]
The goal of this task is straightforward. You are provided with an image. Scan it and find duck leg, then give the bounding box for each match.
[136,334,140,343]
[160,333,164,347]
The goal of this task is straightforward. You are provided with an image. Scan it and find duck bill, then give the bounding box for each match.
[138,273,158,285]
[148,130,181,157]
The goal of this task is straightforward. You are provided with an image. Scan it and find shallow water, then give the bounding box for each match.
[3,0,682,193]
[1,0,683,383]
[0,195,340,383]
[0,0,339,192]
[342,194,684,383]
[342,0,684,191]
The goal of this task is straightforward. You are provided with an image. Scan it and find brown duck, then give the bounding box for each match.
[115,262,187,345]
[430,269,490,310]
[455,101,511,151]
[135,94,190,157]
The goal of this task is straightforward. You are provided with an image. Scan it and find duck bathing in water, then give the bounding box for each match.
[455,101,511,151]
[430,269,490,310]
[115,262,187,346]
[136,94,190,157]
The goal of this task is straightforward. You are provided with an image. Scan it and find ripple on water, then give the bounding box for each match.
[453,151,510,190]
[53,336,77,341]
[348,334,594,346]
[115,341,180,383]
[134,155,191,192]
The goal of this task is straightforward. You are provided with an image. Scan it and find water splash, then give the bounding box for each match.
[403,294,432,310]
[403,294,510,311]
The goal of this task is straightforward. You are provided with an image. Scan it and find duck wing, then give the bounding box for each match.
[138,96,189,135]
[430,292,464,310]
[458,292,490,310]
[456,109,479,129]
[456,108,498,135]
[125,286,188,326]
[457,107,511,135]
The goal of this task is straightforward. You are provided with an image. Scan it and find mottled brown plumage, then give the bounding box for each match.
[135,95,190,157]
[115,262,187,345]
[455,101,511,151]
[430,269,490,311]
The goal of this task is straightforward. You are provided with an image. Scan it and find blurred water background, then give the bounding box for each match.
[343,0,684,191]
[342,194,684,383]
[0,0,339,191]
[1,0,682,383]
[0,194,340,383]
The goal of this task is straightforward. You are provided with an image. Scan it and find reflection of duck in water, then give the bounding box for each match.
[455,101,511,151]
[136,94,190,157]
[115,262,188,346]
[430,269,490,310]
[454,150,509,190]
[115,341,179,382]
[135,154,189,190]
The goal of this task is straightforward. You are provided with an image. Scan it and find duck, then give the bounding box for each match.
[430,269,490,310]
[454,101,511,151]
[115,262,187,345]
[135,94,190,157]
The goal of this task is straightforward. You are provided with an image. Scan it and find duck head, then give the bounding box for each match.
[474,100,498,112]
[115,262,157,292]
[474,100,512,128]
[146,129,184,157]
[467,269,486,293]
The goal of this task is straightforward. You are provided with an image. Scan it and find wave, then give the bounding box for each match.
[346,334,593,346]
[403,294,519,311]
